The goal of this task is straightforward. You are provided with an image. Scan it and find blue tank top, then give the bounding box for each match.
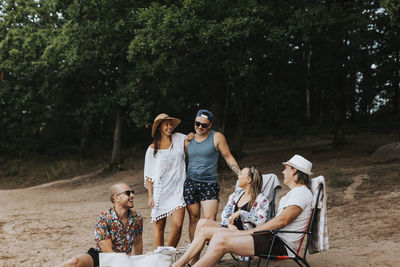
[187,130,219,183]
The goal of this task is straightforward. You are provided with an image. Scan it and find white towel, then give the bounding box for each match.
[262,174,281,218]
[261,173,281,200]
[308,176,329,254]
[99,252,171,267]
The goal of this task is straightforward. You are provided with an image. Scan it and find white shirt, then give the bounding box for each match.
[144,133,186,222]
[277,185,313,255]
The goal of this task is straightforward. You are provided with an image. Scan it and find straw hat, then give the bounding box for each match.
[151,113,181,137]
[282,154,313,175]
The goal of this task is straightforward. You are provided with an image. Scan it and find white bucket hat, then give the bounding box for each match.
[282,154,313,175]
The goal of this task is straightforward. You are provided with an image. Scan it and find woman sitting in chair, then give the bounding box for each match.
[173,167,269,267]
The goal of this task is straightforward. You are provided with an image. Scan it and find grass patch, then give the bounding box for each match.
[327,170,354,188]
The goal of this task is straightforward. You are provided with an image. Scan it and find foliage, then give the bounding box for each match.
[0,0,398,157]
[0,0,63,152]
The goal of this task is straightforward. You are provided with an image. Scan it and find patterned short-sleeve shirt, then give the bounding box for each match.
[94,207,143,253]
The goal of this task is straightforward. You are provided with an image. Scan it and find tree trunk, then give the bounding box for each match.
[110,56,126,165]
[231,86,245,157]
[333,71,346,145]
[349,67,357,121]
[110,105,123,165]
[221,83,231,133]
[305,44,312,124]
[80,119,90,156]
[332,1,347,146]
[395,50,400,140]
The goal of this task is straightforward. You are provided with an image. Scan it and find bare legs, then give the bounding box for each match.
[154,217,166,247]
[154,207,185,248]
[173,219,229,267]
[58,253,94,267]
[187,203,200,241]
[168,207,185,247]
[192,231,255,267]
[201,200,218,221]
[187,200,219,241]
[185,199,218,264]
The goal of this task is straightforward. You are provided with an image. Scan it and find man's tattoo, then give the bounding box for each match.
[229,164,240,175]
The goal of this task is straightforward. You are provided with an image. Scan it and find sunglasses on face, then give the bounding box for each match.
[195,121,209,128]
[116,190,135,197]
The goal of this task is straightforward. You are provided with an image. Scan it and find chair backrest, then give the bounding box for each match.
[300,181,324,258]
[262,174,281,219]
[295,207,314,255]
[234,173,281,220]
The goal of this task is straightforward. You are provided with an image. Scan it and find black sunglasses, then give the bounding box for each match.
[116,190,135,197]
[195,121,209,128]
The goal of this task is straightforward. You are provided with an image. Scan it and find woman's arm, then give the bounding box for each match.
[144,147,155,209]
[146,178,154,208]
[220,191,237,226]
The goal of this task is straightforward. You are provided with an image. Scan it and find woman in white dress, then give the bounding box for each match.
[144,113,192,248]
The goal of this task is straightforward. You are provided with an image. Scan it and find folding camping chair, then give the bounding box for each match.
[231,173,281,263]
[255,177,325,267]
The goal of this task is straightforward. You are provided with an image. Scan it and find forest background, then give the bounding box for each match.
[1,0,400,188]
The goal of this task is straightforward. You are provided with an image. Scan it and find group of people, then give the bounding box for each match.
[59,109,316,267]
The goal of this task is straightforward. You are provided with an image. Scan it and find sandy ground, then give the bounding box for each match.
[1,134,400,266]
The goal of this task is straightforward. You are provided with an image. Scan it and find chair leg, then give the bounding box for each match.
[293,257,311,267]
[264,256,271,267]
[293,258,303,267]
[299,258,310,267]
[257,256,262,267]
[230,253,240,261]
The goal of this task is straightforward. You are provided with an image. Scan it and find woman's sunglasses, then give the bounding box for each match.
[116,190,135,197]
[195,121,209,128]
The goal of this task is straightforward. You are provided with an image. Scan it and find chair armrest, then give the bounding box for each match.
[253,229,307,235]
[272,230,308,234]
[252,230,275,234]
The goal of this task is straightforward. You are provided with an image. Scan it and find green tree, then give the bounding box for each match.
[0,0,62,152]
[43,0,148,164]
[130,0,291,155]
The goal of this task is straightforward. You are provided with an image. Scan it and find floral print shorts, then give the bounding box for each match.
[183,178,220,204]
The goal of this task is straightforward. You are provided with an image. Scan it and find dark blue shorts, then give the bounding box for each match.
[184,178,220,205]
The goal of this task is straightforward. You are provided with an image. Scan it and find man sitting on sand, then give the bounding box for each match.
[188,154,313,267]
[59,183,143,267]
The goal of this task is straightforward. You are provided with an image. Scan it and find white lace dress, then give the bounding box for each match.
[144,133,187,222]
